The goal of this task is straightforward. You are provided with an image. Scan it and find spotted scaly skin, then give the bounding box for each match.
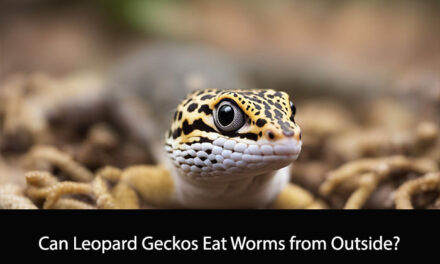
[161,89,320,208]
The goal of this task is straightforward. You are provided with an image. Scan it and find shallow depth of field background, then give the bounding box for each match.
[2,0,438,92]
[0,0,439,209]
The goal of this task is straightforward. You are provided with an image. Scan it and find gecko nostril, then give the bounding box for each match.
[267,131,275,140]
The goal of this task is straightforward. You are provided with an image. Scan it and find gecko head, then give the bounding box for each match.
[165,89,302,181]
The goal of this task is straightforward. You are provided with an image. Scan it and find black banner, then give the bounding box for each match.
[1,210,438,259]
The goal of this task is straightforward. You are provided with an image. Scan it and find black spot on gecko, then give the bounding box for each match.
[178,111,183,121]
[251,97,262,104]
[187,103,198,112]
[201,94,215,100]
[196,137,213,144]
[223,130,259,141]
[256,119,267,127]
[274,109,283,118]
[182,119,216,135]
[198,104,212,115]
[265,109,272,119]
[237,133,258,141]
[183,98,192,107]
[263,101,271,110]
[172,128,182,139]
[274,103,283,111]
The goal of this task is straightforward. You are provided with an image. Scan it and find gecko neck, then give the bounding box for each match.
[171,166,291,209]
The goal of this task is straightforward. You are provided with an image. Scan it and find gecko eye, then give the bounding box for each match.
[214,100,245,133]
[290,101,296,122]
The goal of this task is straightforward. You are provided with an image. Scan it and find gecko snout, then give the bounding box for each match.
[265,128,301,142]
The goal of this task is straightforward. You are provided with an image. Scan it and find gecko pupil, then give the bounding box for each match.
[218,105,234,126]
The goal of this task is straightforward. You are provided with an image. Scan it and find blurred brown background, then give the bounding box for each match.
[1,0,438,94]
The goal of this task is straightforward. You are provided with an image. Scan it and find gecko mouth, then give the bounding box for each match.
[166,137,302,179]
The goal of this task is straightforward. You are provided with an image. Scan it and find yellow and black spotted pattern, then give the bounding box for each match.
[165,89,301,147]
